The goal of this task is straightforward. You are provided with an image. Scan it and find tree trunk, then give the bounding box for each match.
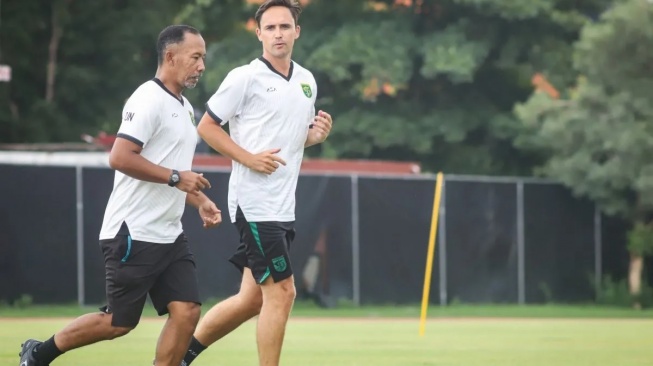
[9,100,19,121]
[629,253,644,310]
[45,1,70,103]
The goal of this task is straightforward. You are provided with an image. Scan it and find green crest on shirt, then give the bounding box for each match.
[189,111,196,126]
[301,83,312,98]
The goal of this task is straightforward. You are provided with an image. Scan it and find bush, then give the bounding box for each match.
[12,294,33,309]
[592,275,653,308]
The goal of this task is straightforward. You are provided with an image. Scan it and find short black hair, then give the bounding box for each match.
[255,0,302,27]
[156,25,200,65]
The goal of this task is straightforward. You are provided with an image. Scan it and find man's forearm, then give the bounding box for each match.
[197,120,253,166]
[305,137,319,148]
[186,190,210,208]
[110,148,170,184]
[304,130,324,148]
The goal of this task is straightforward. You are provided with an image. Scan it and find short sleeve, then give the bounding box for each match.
[205,67,249,126]
[309,79,317,125]
[309,104,316,126]
[116,91,159,148]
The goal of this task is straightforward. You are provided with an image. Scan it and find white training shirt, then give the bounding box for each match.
[206,57,317,223]
[99,78,199,243]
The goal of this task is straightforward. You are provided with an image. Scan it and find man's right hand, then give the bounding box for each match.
[246,148,287,175]
[177,171,211,195]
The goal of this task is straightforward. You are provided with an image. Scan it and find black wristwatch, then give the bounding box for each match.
[168,169,181,187]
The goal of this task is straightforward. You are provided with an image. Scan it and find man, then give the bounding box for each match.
[18,25,222,366]
[181,1,332,365]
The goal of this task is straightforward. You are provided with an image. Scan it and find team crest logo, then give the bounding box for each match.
[300,83,312,98]
[272,256,287,272]
[189,111,196,126]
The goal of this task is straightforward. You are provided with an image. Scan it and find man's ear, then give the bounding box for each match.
[256,28,262,42]
[295,25,301,39]
[166,50,175,66]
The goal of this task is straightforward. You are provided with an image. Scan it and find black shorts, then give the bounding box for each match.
[229,207,295,284]
[99,230,200,327]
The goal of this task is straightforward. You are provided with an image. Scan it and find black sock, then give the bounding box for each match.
[183,336,207,365]
[33,335,63,365]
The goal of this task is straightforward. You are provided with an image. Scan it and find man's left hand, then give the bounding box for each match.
[199,201,222,228]
[308,110,332,145]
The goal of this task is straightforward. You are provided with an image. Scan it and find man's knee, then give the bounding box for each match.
[169,301,201,325]
[188,302,201,323]
[102,312,136,339]
[264,277,296,305]
[109,325,134,339]
[279,278,296,302]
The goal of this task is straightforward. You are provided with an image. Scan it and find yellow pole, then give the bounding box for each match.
[419,172,444,336]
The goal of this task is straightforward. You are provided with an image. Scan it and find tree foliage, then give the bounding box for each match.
[195,0,611,173]
[0,0,613,176]
[515,0,653,223]
[0,1,198,143]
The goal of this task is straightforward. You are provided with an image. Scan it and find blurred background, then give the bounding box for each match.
[2,0,653,311]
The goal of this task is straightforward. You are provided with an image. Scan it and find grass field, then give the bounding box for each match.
[2,304,653,365]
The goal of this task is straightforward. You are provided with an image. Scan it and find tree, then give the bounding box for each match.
[1,0,612,177]
[0,1,199,143]
[514,0,653,307]
[197,0,611,174]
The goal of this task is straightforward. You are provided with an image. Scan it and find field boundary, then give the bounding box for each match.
[3,316,653,323]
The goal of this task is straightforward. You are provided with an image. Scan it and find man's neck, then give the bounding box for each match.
[262,54,292,77]
[154,71,182,98]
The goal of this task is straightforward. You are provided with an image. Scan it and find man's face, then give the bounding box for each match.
[169,32,206,89]
[256,6,300,60]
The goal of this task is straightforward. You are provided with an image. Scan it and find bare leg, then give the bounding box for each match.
[54,312,133,351]
[154,301,200,366]
[257,275,296,366]
[194,268,263,346]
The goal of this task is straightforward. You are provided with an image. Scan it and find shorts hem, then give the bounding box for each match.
[231,215,295,223]
[99,232,183,244]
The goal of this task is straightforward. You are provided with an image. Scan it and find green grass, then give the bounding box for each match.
[2,300,653,318]
[1,317,652,365]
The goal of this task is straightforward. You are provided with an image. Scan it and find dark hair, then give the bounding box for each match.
[254,0,302,27]
[156,25,200,65]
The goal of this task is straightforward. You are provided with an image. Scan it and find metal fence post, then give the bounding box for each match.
[75,165,85,306]
[438,177,447,306]
[351,174,360,306]
[594,205,602,300]
[517,181,525,305]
